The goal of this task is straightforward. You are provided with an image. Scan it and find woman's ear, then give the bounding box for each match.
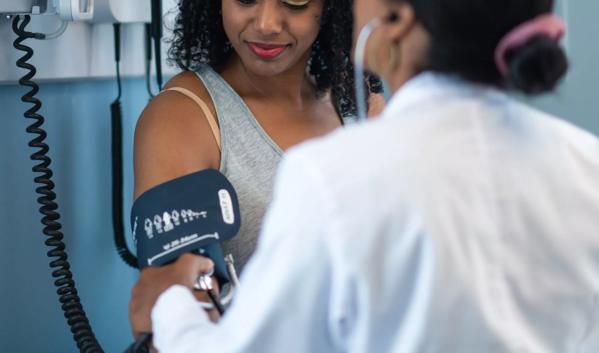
[384,2,416,43]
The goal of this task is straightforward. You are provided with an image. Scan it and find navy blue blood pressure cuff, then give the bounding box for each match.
[131,169,241,285]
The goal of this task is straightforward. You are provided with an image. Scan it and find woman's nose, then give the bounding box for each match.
[255,1,284,37]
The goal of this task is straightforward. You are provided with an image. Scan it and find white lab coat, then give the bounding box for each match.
[152,73,599,353]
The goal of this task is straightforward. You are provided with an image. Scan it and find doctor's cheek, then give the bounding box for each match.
[368,93,387,118]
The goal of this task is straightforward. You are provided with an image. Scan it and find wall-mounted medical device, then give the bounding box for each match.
[0,0,153,23]
[0,0,94,21]
[53,0,94,21]
[92,0,151,23]
[0,0,48,15]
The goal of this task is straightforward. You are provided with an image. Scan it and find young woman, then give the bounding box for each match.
[134,0,383,272]
[131,0,599,352]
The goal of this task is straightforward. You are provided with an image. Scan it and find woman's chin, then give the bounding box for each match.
[238,52,305,78]
[245,63,289,78]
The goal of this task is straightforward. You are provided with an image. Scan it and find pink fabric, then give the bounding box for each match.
[495,14,566,76]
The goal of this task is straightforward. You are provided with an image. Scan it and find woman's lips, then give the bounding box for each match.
[246,42,290,60]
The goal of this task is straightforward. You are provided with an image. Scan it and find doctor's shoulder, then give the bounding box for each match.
[284,117,394,188]
[518,102,599,159]
[133,71,220,199]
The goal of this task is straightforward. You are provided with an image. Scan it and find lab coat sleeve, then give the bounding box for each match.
[152,151,340,353]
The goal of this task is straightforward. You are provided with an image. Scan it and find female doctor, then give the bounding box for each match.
[129,0,599,352]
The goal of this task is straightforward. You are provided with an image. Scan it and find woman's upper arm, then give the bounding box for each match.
[134,75,220,199]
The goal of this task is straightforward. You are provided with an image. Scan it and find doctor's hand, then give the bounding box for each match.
[129,254,215,337]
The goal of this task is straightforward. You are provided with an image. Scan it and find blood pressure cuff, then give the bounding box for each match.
[131,169,241,285]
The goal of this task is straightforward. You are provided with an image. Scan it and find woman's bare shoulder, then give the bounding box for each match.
[133,71,220,198]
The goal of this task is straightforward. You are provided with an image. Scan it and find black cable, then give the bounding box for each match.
[111,23,139,269]
[12,15,104,353]
[151,0,163,91]
[113,23,122,100]
[207,288,226,316]
[144,23,155,98]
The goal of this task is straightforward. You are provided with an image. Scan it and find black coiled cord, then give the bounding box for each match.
[12,15,104,353]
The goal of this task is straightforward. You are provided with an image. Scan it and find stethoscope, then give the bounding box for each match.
[354,14,397,121]
[354,17,384,122]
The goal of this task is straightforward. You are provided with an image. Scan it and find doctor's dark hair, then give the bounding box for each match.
[168,0,382,117]
[399,0,568,94]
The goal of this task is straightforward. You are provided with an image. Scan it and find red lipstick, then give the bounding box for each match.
[247,42,289,60]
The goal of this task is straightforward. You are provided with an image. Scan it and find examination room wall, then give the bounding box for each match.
[0,78,145,353]
[1,2,598,353]
[0,6,179,352]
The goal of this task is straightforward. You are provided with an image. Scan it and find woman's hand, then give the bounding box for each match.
[129,254,215,337]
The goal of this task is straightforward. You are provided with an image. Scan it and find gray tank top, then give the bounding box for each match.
[194,65,284,273]
[194,65,351,273]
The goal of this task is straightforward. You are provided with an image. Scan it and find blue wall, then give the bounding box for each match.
[0,78,147,352]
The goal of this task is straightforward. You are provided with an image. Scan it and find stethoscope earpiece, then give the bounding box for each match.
[353,12,400,121]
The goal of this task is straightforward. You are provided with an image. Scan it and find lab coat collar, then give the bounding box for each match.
[382,72,508,120]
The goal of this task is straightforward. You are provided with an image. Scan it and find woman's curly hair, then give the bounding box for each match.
[168,0,381,118]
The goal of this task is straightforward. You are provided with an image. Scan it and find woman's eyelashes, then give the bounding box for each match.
[282,0,311,11]
[237,0,256,6]
[235,0,311,11]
